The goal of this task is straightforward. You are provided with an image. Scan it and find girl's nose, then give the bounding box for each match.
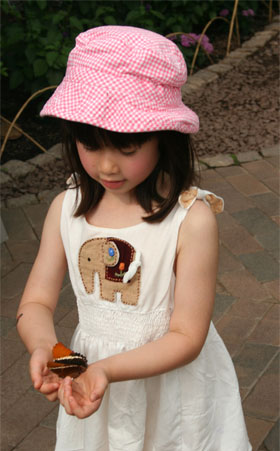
[98,149,119,174]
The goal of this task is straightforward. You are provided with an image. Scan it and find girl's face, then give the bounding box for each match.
[76,137,159,198]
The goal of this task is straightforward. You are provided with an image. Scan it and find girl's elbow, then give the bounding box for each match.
[182,340,203,364]
[172,330,205,365]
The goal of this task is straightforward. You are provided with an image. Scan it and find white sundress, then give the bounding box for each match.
[55,186,251,451]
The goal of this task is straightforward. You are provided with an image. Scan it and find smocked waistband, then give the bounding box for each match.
[77,300,171,347]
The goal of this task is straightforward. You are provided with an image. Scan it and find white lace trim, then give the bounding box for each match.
[77,301,171,346]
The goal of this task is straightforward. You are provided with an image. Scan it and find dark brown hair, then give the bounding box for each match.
[61,120,199,223]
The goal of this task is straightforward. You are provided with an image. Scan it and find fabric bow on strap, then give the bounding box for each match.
[179,187,224,214]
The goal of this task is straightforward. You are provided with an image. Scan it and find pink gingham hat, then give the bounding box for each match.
[40,26,199,134]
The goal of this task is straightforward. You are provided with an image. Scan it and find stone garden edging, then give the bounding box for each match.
[1,16,279,208]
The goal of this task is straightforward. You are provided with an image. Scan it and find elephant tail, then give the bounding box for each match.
[123,250,141,283]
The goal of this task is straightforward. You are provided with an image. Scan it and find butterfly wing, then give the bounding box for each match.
[47,361,86,379]
[47,342,88,379]
[52,342,74,359]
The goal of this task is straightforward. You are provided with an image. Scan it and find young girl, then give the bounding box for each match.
[17,26,251,450]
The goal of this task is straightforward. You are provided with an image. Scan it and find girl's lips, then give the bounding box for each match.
[101,179,125,189]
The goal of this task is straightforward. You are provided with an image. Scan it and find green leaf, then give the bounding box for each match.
[29,18,42,34]
[194,5,203,17]
[2,0,22,18]
[0,61,8,77]
[166,17,177,28]
[125,9,145,23]
[209,10,217,20]
[6,25,25,46]
[33,59,48,77]
[25,46,36,64]
[104,15,117,25]
[10,69,24,89]
[37,0,47,10]
[23,65,33,80]
[46,51,59,67]
[69,16,83,31]
[47,28,63,45]
[150,10,165,20]
[47,69,64,85]
[95,6,115,19]
[95,6,107,18]
[56,53,68,68]
[52,10,67,25]
[78,1,90,15]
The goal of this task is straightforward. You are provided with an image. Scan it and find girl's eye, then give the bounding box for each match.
[120,149,137,156]
[84,145,98,152]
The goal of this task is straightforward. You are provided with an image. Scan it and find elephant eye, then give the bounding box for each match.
[108,247,115,257]
[88,257,91,261]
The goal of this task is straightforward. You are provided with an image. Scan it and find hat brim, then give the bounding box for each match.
[40,77,199,134]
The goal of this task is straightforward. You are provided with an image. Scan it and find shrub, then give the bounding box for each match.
[1,0,275,95]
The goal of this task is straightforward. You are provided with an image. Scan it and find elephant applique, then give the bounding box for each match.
[78,237,141,305]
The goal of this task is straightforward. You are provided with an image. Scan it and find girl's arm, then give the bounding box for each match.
[60,200,219,417]
[17,192,67,398]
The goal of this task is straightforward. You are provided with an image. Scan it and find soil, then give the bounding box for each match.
[1,25,279,201]
[188,34,279,156]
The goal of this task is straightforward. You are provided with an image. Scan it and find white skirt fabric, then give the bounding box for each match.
[55,323,251,451]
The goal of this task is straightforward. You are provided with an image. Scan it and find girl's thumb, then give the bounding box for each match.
[32,373,43,389]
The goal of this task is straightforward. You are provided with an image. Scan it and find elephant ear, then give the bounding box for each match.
[103,240,120,267]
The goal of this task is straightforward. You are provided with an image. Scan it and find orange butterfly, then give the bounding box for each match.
[47,342,88,379]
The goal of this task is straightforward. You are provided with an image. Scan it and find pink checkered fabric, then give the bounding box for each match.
[40,26,199,134]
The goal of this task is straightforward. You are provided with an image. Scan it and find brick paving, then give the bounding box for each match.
[1,146,279,450]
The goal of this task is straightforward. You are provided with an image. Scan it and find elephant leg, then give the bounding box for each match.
[100,273,140,305]
[120,287,138,306]
[100,280,117,303]
[120,270,141,306]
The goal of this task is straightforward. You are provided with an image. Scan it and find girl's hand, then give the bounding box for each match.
[29,347,61,401]
[58,365,109,418]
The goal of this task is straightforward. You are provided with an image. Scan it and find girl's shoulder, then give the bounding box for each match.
[50,190,67,212]
[176,187,223,252]
[45,191,67,226]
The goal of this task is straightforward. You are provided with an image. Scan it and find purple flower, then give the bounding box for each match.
[145,3,151,12]
[202,41,214,54]
[219,9,230,17]
[242,9,255,17]
[168,35,177,41]
[181,33,214,54]
[181,33,198,47]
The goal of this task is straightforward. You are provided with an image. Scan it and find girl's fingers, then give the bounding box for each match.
[39,381,60,395]
[30,357,47,389]
[45,391,59,402]
[58,378,74,415]
[42,366,50,376]
[57,375,106,418]
[30,363,43,388]
[68,395,102,419]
